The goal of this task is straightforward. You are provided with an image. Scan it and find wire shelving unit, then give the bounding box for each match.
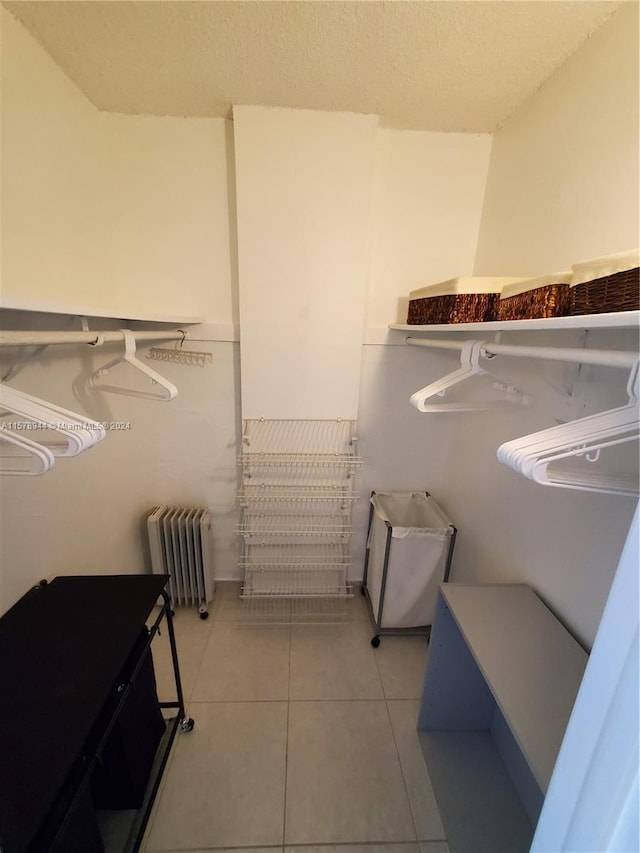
[237,419,360,620]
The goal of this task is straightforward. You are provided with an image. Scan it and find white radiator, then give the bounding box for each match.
[146,506,214,619]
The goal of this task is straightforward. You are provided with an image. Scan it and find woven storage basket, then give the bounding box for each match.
[407,277,524,325]
[408,293,497,324]
[496,272,572,321]
[570,251,639,316]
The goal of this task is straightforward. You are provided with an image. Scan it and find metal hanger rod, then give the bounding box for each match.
[0,330,185,348]
[405,336,638,369]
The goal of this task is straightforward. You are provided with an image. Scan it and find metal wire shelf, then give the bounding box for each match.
[242,565,352,598]
[240,451,362,469]
[237,419,360,619]
[239,542,353,568]
[232,595,355,625]
[242,418,358,453]
[238,484,360,504]
[238,513,352,539]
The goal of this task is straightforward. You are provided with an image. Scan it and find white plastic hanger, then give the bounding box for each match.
[0,430,56,475]
[89,330,178,401]
[0,384,105,456]
[497,359,640,496]
[410,340,532,412]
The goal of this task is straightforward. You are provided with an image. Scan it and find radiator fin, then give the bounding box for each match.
[146,505,214,615]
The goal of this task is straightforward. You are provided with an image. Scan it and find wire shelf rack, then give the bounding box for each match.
[239,543,353,570]
[241,569,352,599]
[240,451,362,470]
[242,418,357,453]
[237,419,360,620]
[233,595,355,625]
[241,419,362,471]
[238,484,360,505]
[238,513,352,540]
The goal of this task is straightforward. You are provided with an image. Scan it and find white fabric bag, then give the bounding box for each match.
[367,492,454,628]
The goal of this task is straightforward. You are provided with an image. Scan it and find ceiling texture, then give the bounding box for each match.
[2,1,624,132]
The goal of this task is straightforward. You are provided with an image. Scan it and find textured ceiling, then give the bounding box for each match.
[3,1,623,132]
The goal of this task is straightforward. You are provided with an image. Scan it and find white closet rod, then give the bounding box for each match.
[405,336,638,369]
[0,330,185,348]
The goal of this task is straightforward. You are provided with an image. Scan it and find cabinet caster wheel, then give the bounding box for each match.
[199,609,209,620]
[371,636,380,648]
[180,717,195,733]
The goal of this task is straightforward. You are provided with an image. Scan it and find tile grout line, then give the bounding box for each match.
[371,636,423,847]
[143,608,217,851]
[282,623,292,848]
[186,609,216,704]
[370,629,389,702]
[383,696,422,848]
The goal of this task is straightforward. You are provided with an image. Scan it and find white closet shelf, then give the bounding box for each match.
[390,309,640,333]
[0,299,205,326]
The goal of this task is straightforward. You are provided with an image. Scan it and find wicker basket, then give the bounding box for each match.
[496,273,572,321]
[571,267,639,316]
[407,277,524,325]
[408,292,498,324]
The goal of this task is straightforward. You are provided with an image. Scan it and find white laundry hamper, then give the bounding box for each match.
[362,491,456,647]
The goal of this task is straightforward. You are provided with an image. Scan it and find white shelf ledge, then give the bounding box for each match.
[390,310,640,334]
[0,299,204,325]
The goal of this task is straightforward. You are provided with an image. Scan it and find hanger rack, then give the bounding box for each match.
[496,359,640,496]
[405,336,638,369]
[406,336,639,495]
[0,329,186,348]
[409,339,531,412]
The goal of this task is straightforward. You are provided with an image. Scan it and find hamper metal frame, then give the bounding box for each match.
[361,491,457,647]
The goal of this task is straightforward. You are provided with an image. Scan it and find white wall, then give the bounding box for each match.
[367,130,492,328]
[474,1,639,275]
[100,114,236,325]
[532,506,639,852]
[354,129,494,562]
[0,9,240,614]
[1,8,234,325]
[1,6,105,312]
[233,106,378,420]
[2,3,637,648]
[422,2,638,648]
[0,311,241,614]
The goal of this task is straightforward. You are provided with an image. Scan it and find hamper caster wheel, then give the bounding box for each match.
[180,717,195,733]
[371,636,380,648]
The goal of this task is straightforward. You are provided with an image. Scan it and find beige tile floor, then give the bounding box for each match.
[143,583,449,853]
